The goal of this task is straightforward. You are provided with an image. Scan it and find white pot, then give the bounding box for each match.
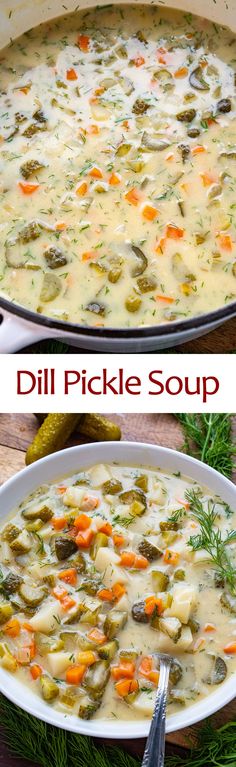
[0,440,235,738]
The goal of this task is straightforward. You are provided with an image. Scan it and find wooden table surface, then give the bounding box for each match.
[23,316,236,354]
[0,412,235,766]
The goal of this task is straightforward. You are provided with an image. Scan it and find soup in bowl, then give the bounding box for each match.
[0,441,235,736]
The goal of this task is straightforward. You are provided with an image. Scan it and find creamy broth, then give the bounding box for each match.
[0,462,236,722]
[0,6,236,327]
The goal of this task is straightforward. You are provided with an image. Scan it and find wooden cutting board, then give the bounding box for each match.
[0,413,235,767]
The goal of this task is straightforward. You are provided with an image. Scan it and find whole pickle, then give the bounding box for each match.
[79,414,121,442]
[25,414,81,464]
[33,413,121,445]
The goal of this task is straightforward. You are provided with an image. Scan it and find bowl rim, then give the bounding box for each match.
[0,439,235,739]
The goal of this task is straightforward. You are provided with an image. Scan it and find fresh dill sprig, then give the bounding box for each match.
[165,719,236,767]
[1,693,236,767]
[175,414,236,477]
[186,489,236,593]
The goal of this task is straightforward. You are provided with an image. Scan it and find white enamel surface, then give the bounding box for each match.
[0,440,235,738]
[0,0,235,50]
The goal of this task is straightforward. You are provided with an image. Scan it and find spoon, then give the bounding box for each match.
[141,653,172,767]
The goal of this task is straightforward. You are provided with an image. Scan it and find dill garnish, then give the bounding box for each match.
[175,414,235,477]
[186,489,236,593]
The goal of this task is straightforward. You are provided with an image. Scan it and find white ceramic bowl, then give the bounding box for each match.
[0,441,235,738]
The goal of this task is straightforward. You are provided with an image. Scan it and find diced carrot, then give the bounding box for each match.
[51,517,67,531]
[111,661,135,680]
[174,66,188,78]
[98,588,114,602]
[119,551,135,568]
[76,181,88,196]
[193,636,206,652]
[22,622,35,633]
[113,533,125,548]
[66,68,78,80]
[165,153,174,161]
[29,639,36,661]
[87,124,99,134]
[145,596,163,616]
[58,568,77,586]
[217,233,233,252]
[3,618,20,638]
[200,173,216,187]
[142,204,159,221]
[176,498,190,510]
[109,172,121,186]
[55,223,67,232]
[223,642,236,654]
[89,166,103,178]
[56,485,67,494]
[75,528,94,548]
[163,549,180,566]
[134,554,149,569]
[61,595,76,611]
[74,513,91,531]
[155,294,175,304]
[166,224,185,239]
[191,145,206,156]
[112,583,126,601]
[115,679,139,697]
[148,670,159,684]
[124,188,140,206]
[82,251,98,261]
[77,34,90,52]
[157,47,167,64]
[66,665,86,684]
[77,651,97,666]
[52,586,68,601]
[18,182,40,195]
[30,664,42,680]
[204,623,216,632]
[134,56,145,67]
[80,495,99,512]
[87,628,106,644]
[94,87,105,96]
[155,236,166,255]
[19,85,31,94]
[98,521,112,536]
[139,656,152,676]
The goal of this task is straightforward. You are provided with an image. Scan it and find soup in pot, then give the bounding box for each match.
[0,462,235,721]
[0,5,236,327]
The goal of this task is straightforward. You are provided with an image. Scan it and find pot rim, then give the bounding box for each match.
[0,294,235,340]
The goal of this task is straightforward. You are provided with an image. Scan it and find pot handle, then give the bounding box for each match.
[0,310,44,352]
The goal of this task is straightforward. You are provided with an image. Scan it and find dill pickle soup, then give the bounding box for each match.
[0,6,236,328]
[0,462,236,722]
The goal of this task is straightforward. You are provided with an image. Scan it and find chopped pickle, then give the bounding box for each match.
[40,675,60,702]
[98,640,119,661]
[54,536,77,561]
[138,540,162,561]
[152,570,170,592]
[90,532,108,560]
[104,610,128,638]
[0,602,13,624]
[102,479,123,495]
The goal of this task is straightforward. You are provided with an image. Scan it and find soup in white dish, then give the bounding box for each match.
[0,5,235,327]
[0,462,235,721]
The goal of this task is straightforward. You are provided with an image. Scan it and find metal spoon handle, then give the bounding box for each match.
[141,658,171,767]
